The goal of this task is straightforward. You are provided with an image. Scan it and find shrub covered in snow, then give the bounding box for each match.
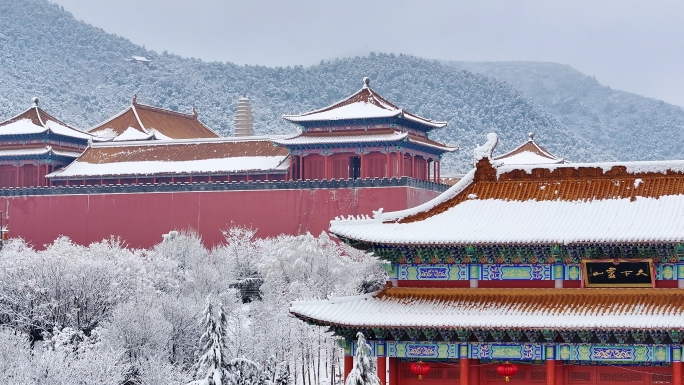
[0,230,383,385]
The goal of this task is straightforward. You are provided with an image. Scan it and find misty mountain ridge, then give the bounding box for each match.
[447,61,684,164]
[1,0,681,172]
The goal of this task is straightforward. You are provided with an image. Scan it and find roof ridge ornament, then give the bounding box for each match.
[528,132,535,141]
[473,132,499,162]
[363,77,371,89]
[32,97,39,107]
[132,93,138,105]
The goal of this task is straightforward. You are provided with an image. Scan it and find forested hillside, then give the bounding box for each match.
[0,0,606,172]
[448,61,684,163]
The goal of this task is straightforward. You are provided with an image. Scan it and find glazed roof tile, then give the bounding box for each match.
[89,99,220,140]
[290,287,684,330]
[493,135,564,165]
[283,79,447,130]
[330,158,684,246]
[0,105,92,140]
[48,137,289,178]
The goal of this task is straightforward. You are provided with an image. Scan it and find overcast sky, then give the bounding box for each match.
[52,0,684,106]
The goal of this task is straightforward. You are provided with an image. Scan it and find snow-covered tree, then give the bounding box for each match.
[264,355,290,385]
[190,298,230,385]
[225,358,267,385]
[345,333,380,385]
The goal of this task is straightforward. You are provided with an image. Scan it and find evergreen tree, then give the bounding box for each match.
[345,333,380,385]
[189,297,229,385]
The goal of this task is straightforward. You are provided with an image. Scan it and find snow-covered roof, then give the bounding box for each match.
[493,133,564,165]
[0,102,92,141]
[290,288,684,330]
[89,96,220,140]
[48,137,289,179]
[0,146,81,158]
[282,78,447,130]
[330,154,684,246]
[274,131,409,145]
[273,130,457,152]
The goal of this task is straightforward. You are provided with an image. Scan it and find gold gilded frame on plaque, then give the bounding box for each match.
[581,258,654,288]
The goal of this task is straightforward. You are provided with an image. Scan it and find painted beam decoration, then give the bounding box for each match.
[351,341,676,363]
[582,259,654,288]
[556,344,671,363]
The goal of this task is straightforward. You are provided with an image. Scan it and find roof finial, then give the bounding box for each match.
[363,77,371,89]
[132,93,138,105]
[32,97,39,107]
[192,107,197,119]
[528,132,534,141]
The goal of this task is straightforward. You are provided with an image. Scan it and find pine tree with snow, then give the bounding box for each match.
[345,333,380,385]
[188,297,229,385]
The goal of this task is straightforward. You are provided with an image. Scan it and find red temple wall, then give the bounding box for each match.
[0,186,440,249]
[395,362,674,385]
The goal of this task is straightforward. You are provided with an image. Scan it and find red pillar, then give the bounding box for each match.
[299,155,303,180]
[674,361,682,385]
[324,154,329,180]
[460,358,469,385]
[386,151,390,178]
[411,155,415,178]
[546,359,556,385]
[15,165,19,187]
[344,356,353,382]
[470,359,479,385]
[360,152,365,179]
[289,155,294,181]
[426,159,430,181]
[399,152,404,177]
[377,356,386,385]
[388,357,398,385]
[433,160,437,182]
[437,161,441,182]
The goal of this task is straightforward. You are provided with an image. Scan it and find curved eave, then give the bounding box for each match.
[273,139,408,150]
[407,138,458,153]
[284,115,446,133]
[0,153,78,164]
[0,132,89,147]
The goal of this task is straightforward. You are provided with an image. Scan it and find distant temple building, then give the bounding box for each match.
[88,94,220,140]
[493,132,564,166]
[277,78,457,182]
[42,78,454,186]
[291,133,684,385]
[0,78,452,248]
[234,95,254,137]
[0,98,92,187]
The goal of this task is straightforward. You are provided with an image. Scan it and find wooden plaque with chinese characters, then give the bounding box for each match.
[582,259,654,288]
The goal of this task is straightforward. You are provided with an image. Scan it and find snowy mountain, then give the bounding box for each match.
[0,0,616,171]
[447,61,684,164]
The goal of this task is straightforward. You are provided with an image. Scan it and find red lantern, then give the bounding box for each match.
[410,361,431,380]
[496,362,518,382]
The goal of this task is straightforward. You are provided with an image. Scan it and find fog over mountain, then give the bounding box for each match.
[448,61,684,165]
[3,0,683,172]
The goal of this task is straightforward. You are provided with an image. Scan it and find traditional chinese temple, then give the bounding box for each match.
[277,77,456,182]
[290,133,684,385]
[88,94,220,140]
[0,98,92,187]
[0,79,453,248]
